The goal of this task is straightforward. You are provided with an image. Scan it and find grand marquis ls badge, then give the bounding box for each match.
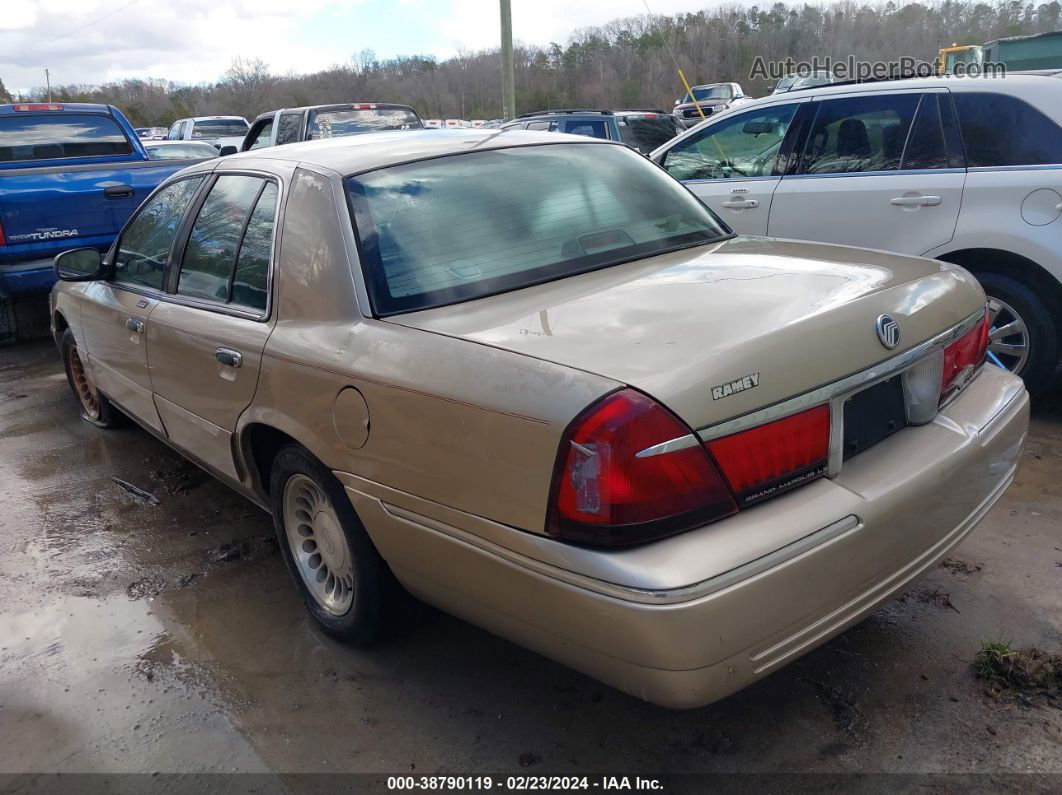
[876,314,900,350]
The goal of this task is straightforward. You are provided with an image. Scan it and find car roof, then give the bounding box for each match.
[210,128,610,175]
[753,73,1062,100]
[0,102,113,115]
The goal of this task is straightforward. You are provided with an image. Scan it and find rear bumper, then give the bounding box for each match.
[0,259,55,296]
[338,366,1029,708]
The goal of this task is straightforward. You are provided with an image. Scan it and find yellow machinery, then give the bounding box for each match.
[938,44,982,74]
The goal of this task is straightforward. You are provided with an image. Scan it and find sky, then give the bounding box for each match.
[1,0,715,93]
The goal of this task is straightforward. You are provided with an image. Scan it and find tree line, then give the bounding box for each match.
[6,0,1061,126]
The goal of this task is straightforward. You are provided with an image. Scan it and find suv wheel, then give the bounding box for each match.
[974,271,1059,394]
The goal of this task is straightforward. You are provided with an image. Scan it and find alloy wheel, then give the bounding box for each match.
[282,474,355,616]
[986,297,1030,375]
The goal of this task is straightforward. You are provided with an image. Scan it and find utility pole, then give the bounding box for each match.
[499,0,515,120]
[45,68,51,102]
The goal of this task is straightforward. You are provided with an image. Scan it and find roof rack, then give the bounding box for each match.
[612,108,673,114]
[789,72,929,92]
[517,109,614,118]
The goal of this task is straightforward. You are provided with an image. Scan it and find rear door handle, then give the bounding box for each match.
[890,195,941,207]
[721,198,759,209]
[126,317,144,334]
[104,184,135,200]
[215,348,242,368]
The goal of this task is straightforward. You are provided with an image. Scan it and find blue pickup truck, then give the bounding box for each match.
[0,102,195,335]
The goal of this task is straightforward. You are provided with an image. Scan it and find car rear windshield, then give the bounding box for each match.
[616,115,682,152]
[0,113,132,161]
[308,108,423,138]
[346,143,730,315]
[191,119,248,138]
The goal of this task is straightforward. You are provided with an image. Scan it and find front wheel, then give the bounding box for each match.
[973,272,1059,394]
[269,445,390,644]
[60,328,121,428]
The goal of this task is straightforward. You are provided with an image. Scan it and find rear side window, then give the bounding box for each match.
[276,111,302,145]
[0,113,133,161]
[178,175,266,303]
[800,94,920,174]
[563,119,610,139]
[114,178,204,290]
[230,183,278,311]
[953,93,1062,167]
[616,115,682,153]
[901,94,949,170]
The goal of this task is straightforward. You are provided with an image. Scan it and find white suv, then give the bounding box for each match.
[651,73,1062,391]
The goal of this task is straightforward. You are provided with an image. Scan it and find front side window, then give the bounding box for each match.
[800,94,919,174]
[191,119,248,139]
[662,104,798,181]
[347,143,730,315]
[562,119,610,139]
[114,178,204,290]
[178,175,266,303]
[248,119,274,149]
[307,108,422,138]
[953,93,1062,167]
[0,113,132,161]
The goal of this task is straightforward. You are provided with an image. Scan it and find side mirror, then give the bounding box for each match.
[54,248,105,282]
[218,145,238,156]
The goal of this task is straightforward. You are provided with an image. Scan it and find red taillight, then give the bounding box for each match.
[706,405,830,507]
[548,389,737,546]
[941,311,989,400]
[13,103,63,112]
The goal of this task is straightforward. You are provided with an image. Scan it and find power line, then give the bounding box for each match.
[4,0,145,62]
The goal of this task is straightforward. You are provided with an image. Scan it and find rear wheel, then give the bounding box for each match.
[269,445,390,644]
[60,328,121,428]
[973,272,1059,394]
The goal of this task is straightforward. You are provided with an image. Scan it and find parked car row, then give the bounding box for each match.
[48,126,1029,709]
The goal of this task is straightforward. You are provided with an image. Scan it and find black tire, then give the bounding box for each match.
[973,271,1060,395]
[269,444,391,644]
[60,328,122,428]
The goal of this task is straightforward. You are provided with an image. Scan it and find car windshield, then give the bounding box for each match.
[191,119,248,138]
[686,86,732,102]
[775,73,833,92]
[308,108,422,138]
[616,114,682,153]
[347,143,730,315]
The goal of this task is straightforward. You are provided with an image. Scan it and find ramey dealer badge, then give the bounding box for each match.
[711,372,760,400]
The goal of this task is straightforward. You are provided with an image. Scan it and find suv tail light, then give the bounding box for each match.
[940,311,989,402]
[705,405,830,508]
[547,389,737,546]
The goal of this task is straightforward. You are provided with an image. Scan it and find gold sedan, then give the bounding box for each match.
[49,130,1029,708]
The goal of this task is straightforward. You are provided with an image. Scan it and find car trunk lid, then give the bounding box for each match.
[389,237,985,432]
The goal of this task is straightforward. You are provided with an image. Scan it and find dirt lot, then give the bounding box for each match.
[1,340,1059,787]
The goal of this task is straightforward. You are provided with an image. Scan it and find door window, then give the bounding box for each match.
[178,175,266,303]
[230,183,278,311]
[562,119,609,139]
[661,104,798,180]
[166,122,181,141]
[247,119,274,149]
[953,93,1062,167]
[275,111,302,145]
[113,177,204,290]
[800,94,919,174]
[901,95,949,171]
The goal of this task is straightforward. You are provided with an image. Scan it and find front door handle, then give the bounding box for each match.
[104,184,135,200]
[890,195,941,207]
[721,198,759,209]
[215,348,242,368]
[126,317,144,334]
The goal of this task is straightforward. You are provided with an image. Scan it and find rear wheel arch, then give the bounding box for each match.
[241,422,301,500]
